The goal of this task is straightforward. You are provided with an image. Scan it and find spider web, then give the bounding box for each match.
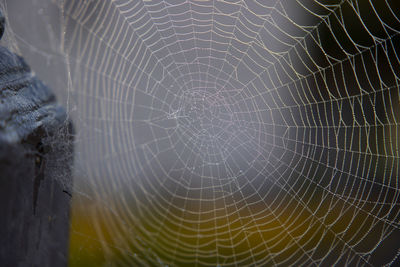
[3,0,400,266]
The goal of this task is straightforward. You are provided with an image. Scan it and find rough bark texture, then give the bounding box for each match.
[0,10,73,267]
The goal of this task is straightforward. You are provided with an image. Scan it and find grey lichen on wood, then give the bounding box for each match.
[0,9,4,40]
[0,9,73,267]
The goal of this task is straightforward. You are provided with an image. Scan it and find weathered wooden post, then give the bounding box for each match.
[0,9,73,266]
